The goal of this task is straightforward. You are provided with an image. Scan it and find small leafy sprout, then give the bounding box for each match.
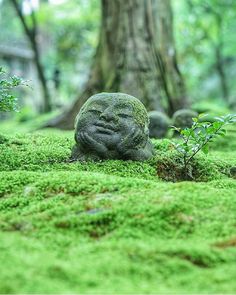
[171,114,236,180]
[0,67,29,112]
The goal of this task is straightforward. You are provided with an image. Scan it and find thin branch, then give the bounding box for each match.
[10,0,33,39]
[26,0,37,37]
[186,124,223,165]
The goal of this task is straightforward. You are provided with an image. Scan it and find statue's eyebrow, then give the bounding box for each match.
[115,103,132,111]
[88,101,109,108]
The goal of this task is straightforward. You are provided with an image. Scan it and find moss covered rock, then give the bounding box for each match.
[172,109,198,130]
[148,111,171,138]
[71,93,154,161]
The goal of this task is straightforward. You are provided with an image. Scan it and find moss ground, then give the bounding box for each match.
[0,120,236,293]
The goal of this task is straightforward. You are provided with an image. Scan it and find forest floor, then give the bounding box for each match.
[0,118,236,293]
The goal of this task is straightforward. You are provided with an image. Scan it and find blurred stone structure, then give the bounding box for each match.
[172,109,198,130]
[148,111,171,138]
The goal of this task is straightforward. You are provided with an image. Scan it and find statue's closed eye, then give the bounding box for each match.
[118,113,132,118]
[87,109,102,115]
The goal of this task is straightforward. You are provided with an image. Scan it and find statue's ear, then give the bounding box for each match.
[144,125,149,137]
[137,125,149,148]
[74,113,80,129]
[74,113,82,144]
[74,132,79,144]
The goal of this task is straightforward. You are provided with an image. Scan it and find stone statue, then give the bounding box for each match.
[148,111,171,138]
[70,92,154,161]
[172,109,198,130]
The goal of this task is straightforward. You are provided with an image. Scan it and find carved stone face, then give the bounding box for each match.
[72,93,154,161]
[148,111,170,138]
[172,109,198,129]
[76,95,139,149]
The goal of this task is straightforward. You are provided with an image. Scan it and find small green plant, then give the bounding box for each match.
[172,114,236,179]
[0,67,27,112]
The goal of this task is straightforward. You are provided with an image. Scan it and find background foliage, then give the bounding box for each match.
[0,0,236,113]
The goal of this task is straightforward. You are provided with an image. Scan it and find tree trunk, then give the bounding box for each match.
[47,0,186,129]
[10,0,52,113]
[214,13,229,103]
[31,40,52,112]
[215,45,229,102]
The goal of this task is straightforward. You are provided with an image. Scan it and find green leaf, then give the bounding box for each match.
[198,113,208,119]
[202,144,209,155]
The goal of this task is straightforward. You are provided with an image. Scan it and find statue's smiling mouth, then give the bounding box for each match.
[95,122,117,134]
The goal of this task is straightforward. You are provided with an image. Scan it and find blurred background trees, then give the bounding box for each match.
[10,0,52,112]
[174,0,236,110]
[47,0,187,129]
[0,0,235,128]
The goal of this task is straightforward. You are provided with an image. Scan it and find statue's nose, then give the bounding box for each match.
[100,108,115,121]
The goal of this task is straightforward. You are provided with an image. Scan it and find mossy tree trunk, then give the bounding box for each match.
[47,0,186,129]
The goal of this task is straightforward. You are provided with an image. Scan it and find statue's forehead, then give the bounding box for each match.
[86,96,133,111]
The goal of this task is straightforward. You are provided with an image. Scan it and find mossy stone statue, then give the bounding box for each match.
[71,92,154,161]
[172,109,198,130]
[148,111,170,138]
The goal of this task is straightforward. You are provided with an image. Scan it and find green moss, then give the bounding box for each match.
[0,132,157,180]
[0,169,236,293]
[1,132,233,182]
[0,125,236,293]
[0,133,8,144]
[129,99,148,128]
[155,150,222,182]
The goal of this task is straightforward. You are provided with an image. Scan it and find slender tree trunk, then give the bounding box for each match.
[214,14,229,102]
[10,0,52,113]
[31,41,51,112]
[47,0,186,129]
[215,44,229,102]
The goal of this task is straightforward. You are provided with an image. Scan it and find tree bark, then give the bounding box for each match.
[10,0,52,113]
[215,44,229,102]
[47,0,186,129]
[214,14,229,102]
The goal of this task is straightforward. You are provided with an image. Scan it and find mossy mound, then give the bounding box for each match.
[0,134,8,144]
[155,150,221,182]
[0,127,236,293]
[0,132,234,182]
